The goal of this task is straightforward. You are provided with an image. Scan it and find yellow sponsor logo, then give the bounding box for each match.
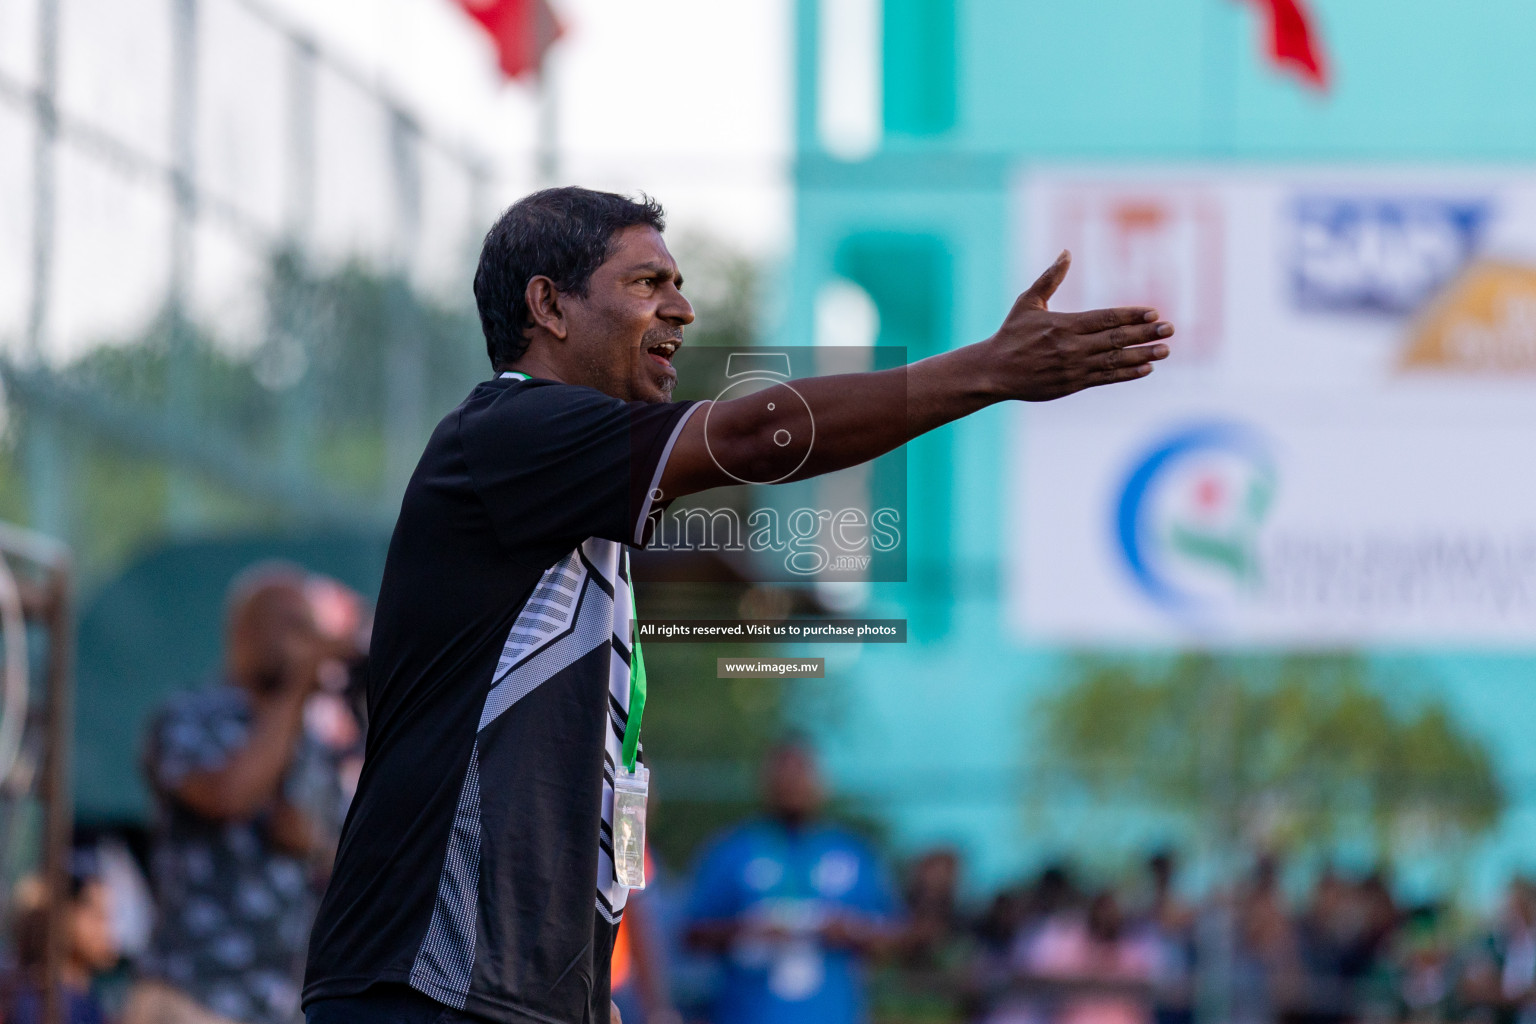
[1402,261,1536,373]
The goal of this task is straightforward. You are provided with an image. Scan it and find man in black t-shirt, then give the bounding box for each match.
[303,187,1175,1024]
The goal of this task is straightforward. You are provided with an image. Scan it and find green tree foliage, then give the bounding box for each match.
[3,250,485,583]
[635,583,786,868]
[668,233,761,349]
[1033,653,1504,860]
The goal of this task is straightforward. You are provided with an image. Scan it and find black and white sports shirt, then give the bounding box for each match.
[304,375,701,1024]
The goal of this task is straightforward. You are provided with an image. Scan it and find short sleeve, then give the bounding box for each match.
[146,696,243,793]
[457,381,702,556]
[849,843,897,919]
[687,834,749,924]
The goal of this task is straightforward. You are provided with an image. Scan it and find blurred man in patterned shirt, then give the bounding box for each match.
[126,565,360,1024]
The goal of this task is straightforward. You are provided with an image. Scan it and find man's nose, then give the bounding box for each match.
[660,286,694,326]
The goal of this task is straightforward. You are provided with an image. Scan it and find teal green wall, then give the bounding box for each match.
[882,0,957,137]
[74,533,389,822]
[787,0,1536,898]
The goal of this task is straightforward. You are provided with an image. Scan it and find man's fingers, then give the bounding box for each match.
[1083,320,1175,353]
[1015,250,1071,311]
[1090,343,1170,373]
[1065,305,1160,334]
[1089,363,1155,388]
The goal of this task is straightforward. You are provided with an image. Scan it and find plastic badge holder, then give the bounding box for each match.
[613,764,649,889]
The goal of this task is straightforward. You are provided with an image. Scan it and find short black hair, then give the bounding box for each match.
[473,187,667,370]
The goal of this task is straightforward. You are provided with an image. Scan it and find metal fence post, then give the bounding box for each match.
[39,559,74,1024]
[25,0,63,539]
[384,108,425,498]
[278,34,319,488]
[167,0,201,527]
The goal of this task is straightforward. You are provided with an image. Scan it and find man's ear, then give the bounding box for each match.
[525,276,568,341]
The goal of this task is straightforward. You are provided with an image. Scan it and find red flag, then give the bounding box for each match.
[1244,0,1328,91]
[455,0,562,81]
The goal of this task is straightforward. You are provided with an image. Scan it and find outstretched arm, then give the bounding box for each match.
[658,252,1171,500]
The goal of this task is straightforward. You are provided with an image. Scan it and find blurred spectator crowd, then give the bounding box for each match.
[611,752,1536,1024]
[2,565,1536,1024]
[2,563,368,1024]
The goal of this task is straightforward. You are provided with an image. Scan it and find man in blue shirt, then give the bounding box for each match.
[686,742,897,1024]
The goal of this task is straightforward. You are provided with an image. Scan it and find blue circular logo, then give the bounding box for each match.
[1115,423,1277,613]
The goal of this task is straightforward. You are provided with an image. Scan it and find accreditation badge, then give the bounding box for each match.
[613,764,649,889]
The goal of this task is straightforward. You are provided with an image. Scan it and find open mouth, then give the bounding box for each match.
[646,337,680,371]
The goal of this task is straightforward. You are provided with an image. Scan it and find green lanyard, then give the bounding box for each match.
[501,371,530,381]
[622,556,647,772]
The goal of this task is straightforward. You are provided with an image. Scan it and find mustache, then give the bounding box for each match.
[644,327,684,346]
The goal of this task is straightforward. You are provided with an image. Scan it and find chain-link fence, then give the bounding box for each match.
[0,0,499,583]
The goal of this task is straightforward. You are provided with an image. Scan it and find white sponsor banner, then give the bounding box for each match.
[1008,167,1536,646]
